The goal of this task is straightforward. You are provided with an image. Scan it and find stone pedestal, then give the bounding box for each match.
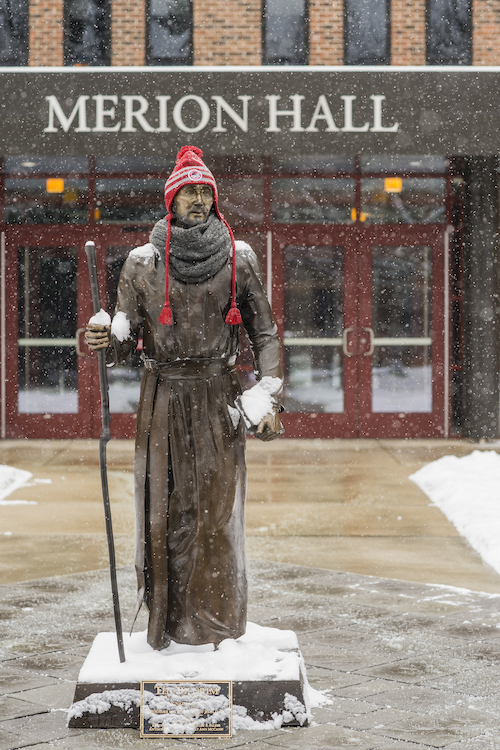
[68,623,309,730]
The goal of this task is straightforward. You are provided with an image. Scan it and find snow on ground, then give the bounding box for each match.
[410,450,500,575]
[0,465,35,505]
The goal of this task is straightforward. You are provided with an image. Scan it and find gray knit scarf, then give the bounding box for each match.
[149,214,231,284]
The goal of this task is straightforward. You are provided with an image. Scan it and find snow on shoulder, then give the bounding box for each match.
[128,242,159,263]
[235,240,254,257]
[410,450,500,576]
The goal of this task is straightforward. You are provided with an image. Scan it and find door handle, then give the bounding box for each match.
[76,327,87,357]
[342,327,356,357]
[361,327,374,357]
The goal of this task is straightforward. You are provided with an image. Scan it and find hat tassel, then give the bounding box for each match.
[159,216,173,326]
[224,221,242,325]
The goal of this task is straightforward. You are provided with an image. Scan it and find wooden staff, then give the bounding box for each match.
[85,240,125,663]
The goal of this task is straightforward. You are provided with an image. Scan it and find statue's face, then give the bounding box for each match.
[173,184,214,227]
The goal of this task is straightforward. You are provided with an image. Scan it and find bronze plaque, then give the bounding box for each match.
[140,680,232,738]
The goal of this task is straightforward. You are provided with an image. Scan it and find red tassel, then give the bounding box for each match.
[158,304,173,326]
[225,304,242,325]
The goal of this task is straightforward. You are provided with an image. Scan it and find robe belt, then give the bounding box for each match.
[143,357,234,380]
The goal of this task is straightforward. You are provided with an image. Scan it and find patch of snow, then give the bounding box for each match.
[0,465,33,501]
[0,499,37,506]
[88,309,111,327]
[410,450,500,576]
[236,377,283,428]
[111,311,131,343]
[77,622,300,684]
[67,688,141,721]
[129,243,158,262]
[227,405,241,429]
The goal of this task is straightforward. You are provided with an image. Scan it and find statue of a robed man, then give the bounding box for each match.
[86,146,283,650]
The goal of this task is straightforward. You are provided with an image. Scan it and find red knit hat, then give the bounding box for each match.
[158,145,241,327]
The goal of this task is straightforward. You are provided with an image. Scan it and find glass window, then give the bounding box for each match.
[344,0,390,65]
[427,0,471,65]
[271,178,355,223]
[263,0,308,65]
[284,245,344,413]
[95,179,165,224]
[95,157,170,175]
[216,178,265,227]
[5,156,89,175]
[271,155,355,175]
[361,178,446,224]
[147,0,192,65]
[64,0,110,66]
[371,245,433,413]
[361,155,449,175]
[0,0,28,66]
[18,247,78,414]
[5,179,89,224]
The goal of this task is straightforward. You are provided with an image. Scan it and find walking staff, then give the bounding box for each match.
[84,240,125,663]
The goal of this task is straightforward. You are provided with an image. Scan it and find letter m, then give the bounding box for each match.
[44,95,90,133]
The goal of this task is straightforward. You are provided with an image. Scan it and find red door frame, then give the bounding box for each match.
[4,223,448,440]
[272,224,447,439]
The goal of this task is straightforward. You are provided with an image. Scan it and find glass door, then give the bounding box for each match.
[357,227,446,437]
[4,226,93,438]
[273,226,447,438]
[273,227,359,437]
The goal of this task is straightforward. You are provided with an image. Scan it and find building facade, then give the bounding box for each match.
[0,0,499,441]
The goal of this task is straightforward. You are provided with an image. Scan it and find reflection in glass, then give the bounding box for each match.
[361,178,446,224]
[5,157,89,175]
[95,179,165,224]
[271,178,355,223]
[5,179,89,224]
[106,247,143,413]
[371,245,432,413]
[284,246,344,413]
[271,155,355,175]
[148,0,192,65]
[361,155,449,175]
[64,0,110,65]
[427,0,471,65]
[216,178,264,226]
[18,248,78,413]
[0,0,28,65]
[345,0,389,65]
[264,0,308,65]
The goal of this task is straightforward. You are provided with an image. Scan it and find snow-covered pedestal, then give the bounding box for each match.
[68,623,310,730]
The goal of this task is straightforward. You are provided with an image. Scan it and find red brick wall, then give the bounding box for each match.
[29,0,64,66]
[193,0,261,65]
[309,0,343,65]
[391,0,426,65]
[473,0,500,65]
[111,0,146,66]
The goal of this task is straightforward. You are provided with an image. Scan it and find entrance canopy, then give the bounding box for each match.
[0,67,499,156]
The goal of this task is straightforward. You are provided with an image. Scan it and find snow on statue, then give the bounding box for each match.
[85,146,284,650]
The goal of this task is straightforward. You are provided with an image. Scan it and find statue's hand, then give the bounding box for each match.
[255,408,284,442]
[85,323,111,351]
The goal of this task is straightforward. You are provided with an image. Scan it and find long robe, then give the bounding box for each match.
[108,239,283,649]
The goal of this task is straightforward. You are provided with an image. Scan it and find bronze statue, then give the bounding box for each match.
[86,146,283,650]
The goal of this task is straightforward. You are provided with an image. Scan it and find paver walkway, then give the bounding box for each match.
[1,562,500,749]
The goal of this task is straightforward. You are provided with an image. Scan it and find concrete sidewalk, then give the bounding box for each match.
[1,439,499,591]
